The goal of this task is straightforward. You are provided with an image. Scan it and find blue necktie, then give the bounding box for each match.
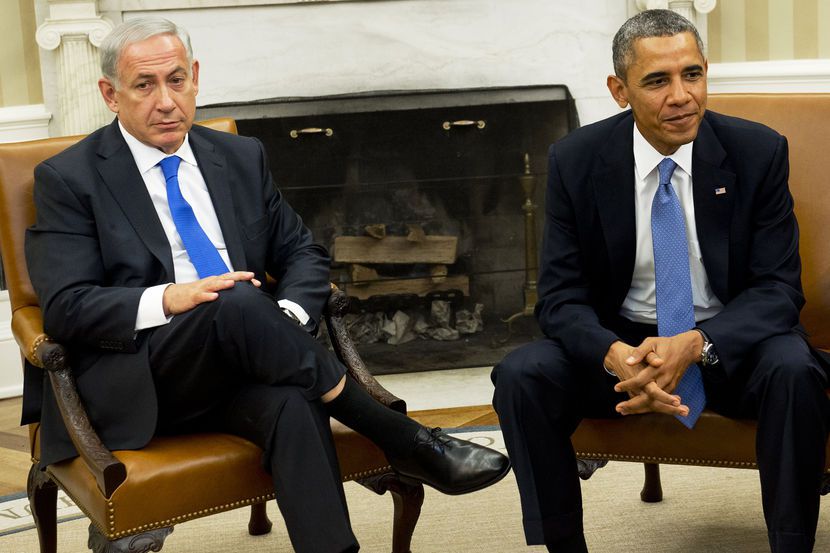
[159,155,229,278]
[651,158,706,429]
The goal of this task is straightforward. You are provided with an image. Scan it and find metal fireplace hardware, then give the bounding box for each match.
[497,152,539,344]
[289,127,334,138]
[441,119,486,130]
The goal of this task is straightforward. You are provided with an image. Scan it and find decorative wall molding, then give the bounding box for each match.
[708,59,830,93]
[0,104,52,143]
[0,290,22,399]
[99,0,358,9]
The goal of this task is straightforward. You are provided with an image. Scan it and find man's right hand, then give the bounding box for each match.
[162,271,261,316]
[604,341,688,417]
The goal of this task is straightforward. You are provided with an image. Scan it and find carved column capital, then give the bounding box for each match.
[35,1,113,51]
[36,17,113,51]
[636,0,669,10]
[635,0,717,16]
[693,0,717,14]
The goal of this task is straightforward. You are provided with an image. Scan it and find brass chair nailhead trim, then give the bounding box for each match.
[30,334,50,366]
[342,464,391,481]
[43,460,394,539]
[107,465,393,538]
[576,452,757,469]
[110,493,277,539]
[45,470,109,537]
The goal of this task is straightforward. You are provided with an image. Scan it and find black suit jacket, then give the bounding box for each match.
[24,119,331,466]
[535,109,804,381]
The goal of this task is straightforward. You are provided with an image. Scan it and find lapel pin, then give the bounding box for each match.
[715,187,727,195]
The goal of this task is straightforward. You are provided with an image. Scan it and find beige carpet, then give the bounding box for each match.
[2,431,828,552]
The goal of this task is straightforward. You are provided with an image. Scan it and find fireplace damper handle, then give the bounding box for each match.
[442,120,486,130]
[289,127,334,138]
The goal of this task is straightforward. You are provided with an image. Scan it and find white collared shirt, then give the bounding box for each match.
[119,123,309,330]
[619,124,723,324]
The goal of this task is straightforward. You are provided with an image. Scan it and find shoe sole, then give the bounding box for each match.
[394,460,512,496]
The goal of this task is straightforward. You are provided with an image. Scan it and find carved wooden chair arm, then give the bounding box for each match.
[325,284,407,414]
[12,306,126,498]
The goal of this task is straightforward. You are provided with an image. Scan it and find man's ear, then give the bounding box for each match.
[606,75,629,109]
[191,60,200,96]
[98,78,119,114]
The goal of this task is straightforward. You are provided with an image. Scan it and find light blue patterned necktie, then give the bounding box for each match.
[651,158,706,429]
[159,155,229,278]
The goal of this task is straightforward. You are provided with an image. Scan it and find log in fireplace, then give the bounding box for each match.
[197,86,577,373]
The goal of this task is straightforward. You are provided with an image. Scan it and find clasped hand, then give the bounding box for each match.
[603,330,703,417]
[162,271,261,316]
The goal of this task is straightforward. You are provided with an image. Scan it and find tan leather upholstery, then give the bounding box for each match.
[572,94,830,474]
[0,117,412,548]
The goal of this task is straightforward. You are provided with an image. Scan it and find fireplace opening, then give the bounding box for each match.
[198,86,577,374]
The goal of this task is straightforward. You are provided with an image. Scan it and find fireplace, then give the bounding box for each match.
[198,86,576,373]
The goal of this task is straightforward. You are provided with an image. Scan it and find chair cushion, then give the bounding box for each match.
[46,422,390,539]
[572,396,830,470]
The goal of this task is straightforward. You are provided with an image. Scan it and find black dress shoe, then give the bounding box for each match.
[387,427,511,495]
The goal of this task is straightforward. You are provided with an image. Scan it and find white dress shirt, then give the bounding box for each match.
[619,124,723,325]
[119,123,309,330]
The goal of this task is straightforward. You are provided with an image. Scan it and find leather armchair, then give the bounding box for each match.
[571,93,830,501]
[0,118,424,553]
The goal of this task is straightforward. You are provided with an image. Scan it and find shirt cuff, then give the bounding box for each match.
[135,284,174,331]
[277,299,310,326]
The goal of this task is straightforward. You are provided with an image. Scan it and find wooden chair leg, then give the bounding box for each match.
[248,501,273,535]
[87,524,173,553]
[28,464,58,553]
[640,462,663,503]
[388,478,425,553]
[359,472,425,553]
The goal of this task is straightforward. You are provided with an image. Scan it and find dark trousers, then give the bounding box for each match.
[492,322,829,553]
[147,283,357,553]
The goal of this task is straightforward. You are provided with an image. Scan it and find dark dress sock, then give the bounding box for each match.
[325,376,421,457]
[546,532,588,553]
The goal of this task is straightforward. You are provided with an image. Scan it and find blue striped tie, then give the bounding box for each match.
[651,158,706,429]
[159,156,229,278]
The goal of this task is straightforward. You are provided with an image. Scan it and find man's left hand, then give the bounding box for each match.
[613,330,703,406]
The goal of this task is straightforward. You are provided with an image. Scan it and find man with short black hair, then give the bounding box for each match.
[492,9,829,553]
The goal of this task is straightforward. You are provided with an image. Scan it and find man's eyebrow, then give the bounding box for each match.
[640,64,704,83]
[134,72,157,81]
[133,66,187,81]
[640,71,668,83]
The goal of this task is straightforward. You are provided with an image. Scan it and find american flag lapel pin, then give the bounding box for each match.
[715,187,727,195]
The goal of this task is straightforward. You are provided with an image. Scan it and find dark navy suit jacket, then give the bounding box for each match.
[535,109,805,381]
[24,119,331,466]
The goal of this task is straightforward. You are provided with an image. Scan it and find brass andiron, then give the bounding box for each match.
[496,152,539,344]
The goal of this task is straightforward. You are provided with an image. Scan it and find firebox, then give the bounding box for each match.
[197,86,577,373]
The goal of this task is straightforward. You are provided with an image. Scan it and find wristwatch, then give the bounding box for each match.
[694,328,719,366]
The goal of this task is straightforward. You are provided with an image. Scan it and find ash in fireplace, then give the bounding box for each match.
[344,300,484,346]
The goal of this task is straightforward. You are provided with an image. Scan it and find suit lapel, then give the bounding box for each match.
[692,117,734,302]
[95,120,174,280]
[189,128,247,272]
[593,116,637,297]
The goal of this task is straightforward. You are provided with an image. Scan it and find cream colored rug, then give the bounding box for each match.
[1,428,828,552]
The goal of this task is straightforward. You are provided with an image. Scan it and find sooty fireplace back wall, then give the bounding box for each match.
[198,86,577,372]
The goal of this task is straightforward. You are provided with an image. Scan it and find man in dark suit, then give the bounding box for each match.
[24,17,509,553]
[492,9,829,553]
